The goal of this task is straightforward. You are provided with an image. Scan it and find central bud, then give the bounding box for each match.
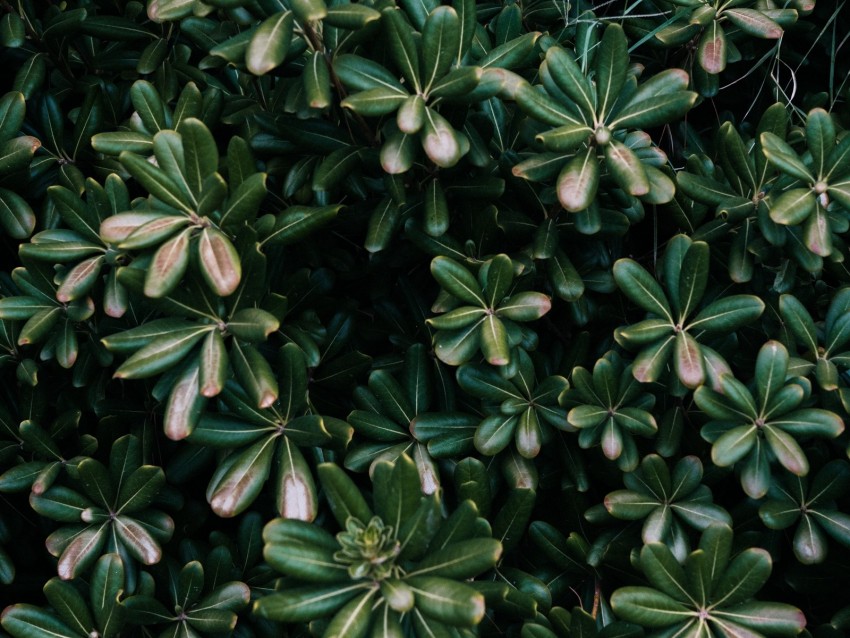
[594,126,612,146]
[334,516,401,581]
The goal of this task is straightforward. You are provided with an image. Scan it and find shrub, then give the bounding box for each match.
[0,1,848,637]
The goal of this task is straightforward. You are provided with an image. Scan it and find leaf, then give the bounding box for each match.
[144,227,191,298]
[117,466,165,514]
[57,525,108,580]
[219,172,267,233]
[209,436,276,518]
[711,548,772,607]
[610,587,691,627]
[779,295,818,354]
[687,295,764,332]
[422,108,464,168]
[596,24,628,120]
[556,145,599,212]
[613,259,672,322]
[119,151,192,214]
[382,8,421,92]
[323,590,375,638]
[130,80,167,133]
[334,54,406,93]
[179,118,218,197]
[760,132,815,182]
[605,140,649,196]
[769,188,816,225]
[640,542,694,603]
[698,21,726,74]
[1,604,79,638]
[422,6,459,92]
[725,9,784,38]
[316,462,373,527]
[479,31,540,70]
[113,325,211,379]
[0,135,40,175]
[91,554,125,638]
[430,257,485,306]
[711,425,757,467]
[197,227,241,297]
[253,583,364,623]
[406,577,485,626]
[230,340,278,409]
[113,516,163,564]
[274,438,318,521]
[0,188,36,239]
[545,46,596,118]
[611,92,698,131]
[246,11,294,76]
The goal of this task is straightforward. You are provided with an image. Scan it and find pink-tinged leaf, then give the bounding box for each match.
[698,22,726,74]
[197,227,241,296]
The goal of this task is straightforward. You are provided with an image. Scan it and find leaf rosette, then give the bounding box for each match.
[611,524,807,637]
[695,340,844,498]
[426,253,552,368]
[254,454,502,637]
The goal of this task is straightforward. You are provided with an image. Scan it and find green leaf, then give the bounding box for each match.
[613,259,672,322]
[91,554,125,638]
[430,257,485,306]
[711,425,757,467]
[1,604,79,638]
[406,576,485,627]
[334,54,406,93]
[611,92,697,130]
[610,587,691,628]
[119,151,192,214]
[230,340,278,409]
[516,82,584,127]
[382,7,421,92]
[91,131,153,155]
[544,46,595,119]
[422,6,460,93]
[316,462,373,528]
[246,11,294,76]
[44,579,94,636]
[760,132,815,182]
[113,325,210,379]
[596,24,628,120]
[422,108,465,168]
[130,80,167,133]
[711,547,772,607]
[779,294,818,354]
[0,188,36,239]
[342,88,407,116]
[479,32,540,70]
[0,135,40,175]
[687,295,764,332]
[480,315,509,366]
[769,188,816,225]
[323,590,375,638]
[640,542,694,603]
[253,583,364,622]
[144,227,191,299]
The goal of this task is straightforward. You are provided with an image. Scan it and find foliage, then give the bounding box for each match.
[0,1,848,637]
